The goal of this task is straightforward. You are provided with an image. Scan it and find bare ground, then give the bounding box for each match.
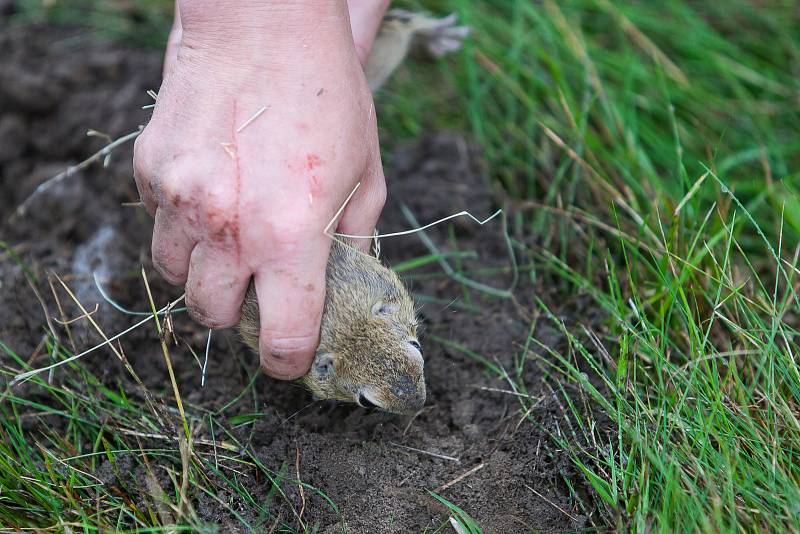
[0,19,605,533]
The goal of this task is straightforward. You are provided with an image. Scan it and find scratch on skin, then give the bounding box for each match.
[229,101,242,258]
[306,153,323,170]
[308,174,322,206]
[306,154,323,205]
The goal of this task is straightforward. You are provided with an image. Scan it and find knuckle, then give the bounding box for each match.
[268,221,309,256]
[184,270,245,329]
[133,134,191,208]
[159,174,184,207]
[202,186,236,215]
[200,187,237,230]
[371,179,387,213]
[186,300,213,327]
[153,261,184,285]
[151,241,184,283]
[132,131,157,180]
[150,237,169,265]
[261,332,318,353]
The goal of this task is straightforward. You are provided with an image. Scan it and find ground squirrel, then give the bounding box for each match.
[236,10,466,415]
[238,239,424,414]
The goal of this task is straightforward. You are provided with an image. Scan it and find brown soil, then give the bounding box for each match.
[0,16,604,534]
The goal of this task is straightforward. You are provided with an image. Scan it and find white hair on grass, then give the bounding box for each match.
[15,91,160,220]
[96,273,214,387]
[85,130,114,167]
[12,127,143,220]
[400,203,518,299]
[339,208,502,239]
[323,181,503,242]
[321,181,512,299]
[202,329,212,387]
[13,148,500,389]
[13,272,213,388]
[93,272,188,316]
[11,294,186,385]
[142,89,158,109]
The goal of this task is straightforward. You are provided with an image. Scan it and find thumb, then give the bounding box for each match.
[337,149,387,252]
[348,0,392,65]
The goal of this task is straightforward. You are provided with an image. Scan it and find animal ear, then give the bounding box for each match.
[371,300,399,317]
[312,353,335,380]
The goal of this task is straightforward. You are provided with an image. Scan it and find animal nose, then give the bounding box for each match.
[404,391,425,412]
[391,376,426,412]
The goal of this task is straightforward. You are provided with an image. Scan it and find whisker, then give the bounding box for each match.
[281,399,323,426]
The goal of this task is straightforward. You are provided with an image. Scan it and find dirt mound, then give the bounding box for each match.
[0,19,596,533]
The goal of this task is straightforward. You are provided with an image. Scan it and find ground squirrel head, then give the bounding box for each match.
[238,239,426,415]
[308,243,424,414]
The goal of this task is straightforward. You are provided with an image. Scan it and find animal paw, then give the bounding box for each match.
[366,10,471,91]
[386,9,470,58]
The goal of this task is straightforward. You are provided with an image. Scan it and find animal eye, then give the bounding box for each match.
[313,353,335,379]
[371,300,399,317]
[409,340,423,356]
[358,393,378,409]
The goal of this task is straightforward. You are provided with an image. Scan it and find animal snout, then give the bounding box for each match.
[403,390,425,413]
[391,375,426,413]
[355,377,426,414]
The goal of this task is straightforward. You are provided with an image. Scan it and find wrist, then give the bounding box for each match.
[177,0,353,62]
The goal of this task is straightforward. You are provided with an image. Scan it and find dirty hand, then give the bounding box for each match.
[134,0,387,379]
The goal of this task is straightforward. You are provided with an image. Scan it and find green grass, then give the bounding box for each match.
[4,0,800,532]
[0,298,333,532]
[0,251,331,531]
[387,1,800,531]
[428,492,484,534]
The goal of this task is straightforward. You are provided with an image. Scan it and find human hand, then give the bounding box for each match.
[134,1,386,379]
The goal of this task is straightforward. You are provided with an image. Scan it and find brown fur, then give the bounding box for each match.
[237,239,424,415]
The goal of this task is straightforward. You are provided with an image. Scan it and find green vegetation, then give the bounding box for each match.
[4,0,800,532]
[12,0,173,48]
[385,1,799,531]
[0,268,335,531]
